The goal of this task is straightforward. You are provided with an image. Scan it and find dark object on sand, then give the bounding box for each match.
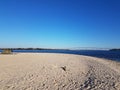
[61,66,66,71]
[1,49,13,54]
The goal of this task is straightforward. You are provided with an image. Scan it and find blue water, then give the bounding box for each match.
[0,49,120,62]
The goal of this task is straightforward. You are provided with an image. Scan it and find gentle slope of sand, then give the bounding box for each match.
[0,53,120,90]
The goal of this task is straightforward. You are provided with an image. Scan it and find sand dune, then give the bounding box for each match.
[0,53,120,90]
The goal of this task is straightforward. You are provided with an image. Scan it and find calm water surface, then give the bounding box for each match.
[0,50,120,62]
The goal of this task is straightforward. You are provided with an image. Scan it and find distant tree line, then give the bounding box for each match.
[0,48,51,50]
[109,48,120,51]
[0,48,70,50]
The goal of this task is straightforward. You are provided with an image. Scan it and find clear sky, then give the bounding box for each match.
[0,0,120,49]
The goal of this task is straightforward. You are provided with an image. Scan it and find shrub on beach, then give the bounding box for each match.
[1,49,13,54]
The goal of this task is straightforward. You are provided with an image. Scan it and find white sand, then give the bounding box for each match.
[0,53,120,90]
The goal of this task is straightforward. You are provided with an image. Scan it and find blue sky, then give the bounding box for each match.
[0,0,120,48]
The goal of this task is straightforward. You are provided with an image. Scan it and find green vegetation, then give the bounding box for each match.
[1,49,13,54]
[0,48,69,50]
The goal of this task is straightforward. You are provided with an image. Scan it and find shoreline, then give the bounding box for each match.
[1,49,120,62]
[0,53,120,90]
[1,52,120,63]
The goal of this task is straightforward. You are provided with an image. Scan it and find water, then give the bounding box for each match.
[0,49,120,62]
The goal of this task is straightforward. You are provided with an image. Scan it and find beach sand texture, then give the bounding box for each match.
[0,53,120,90]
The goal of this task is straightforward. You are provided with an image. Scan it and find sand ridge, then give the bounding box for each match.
[0,53,120,90]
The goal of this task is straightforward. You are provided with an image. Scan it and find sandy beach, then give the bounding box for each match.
[0,53,120,90]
